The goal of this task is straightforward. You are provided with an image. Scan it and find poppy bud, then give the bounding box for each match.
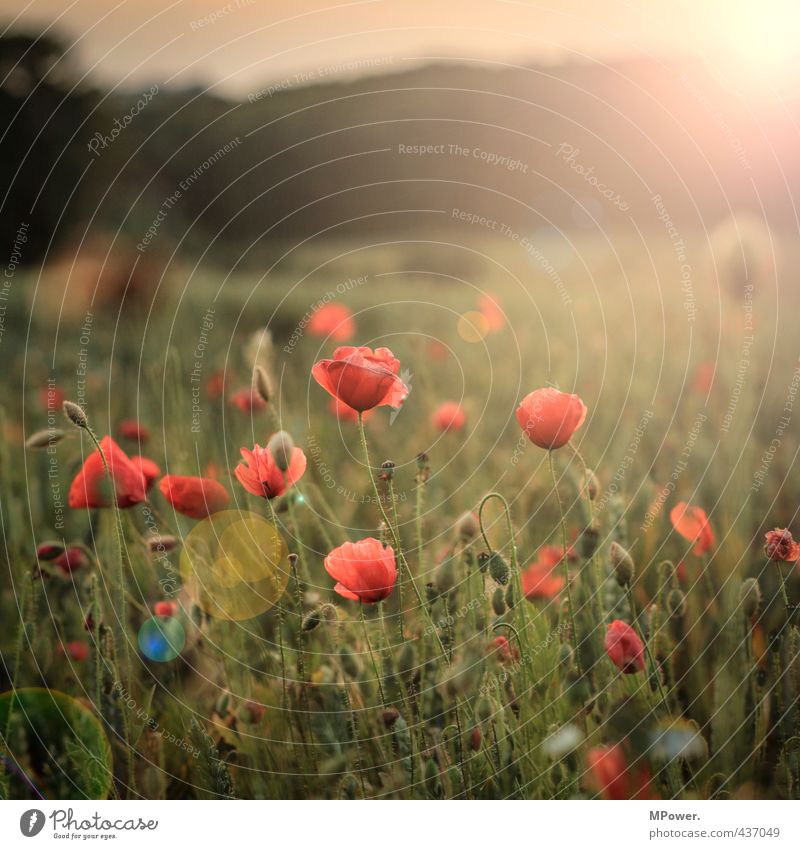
[581,468,600,501]
[491,586,506,615]
[381,708,400,728]
[667,588,687,618]
[63,400,88,429]
[739,577,762,619]
[486,552,510,586]
[267,431,295,473]
[26,428,67,449]
[610,542,635,587]
[425,582,438,604]
[580,522,601,558]
[505,583,515,608]
[380,460,395,481]
[253,365,272,404]
[36,541,65,561]
[435,556,457,595]
[476,696,494,724]
[453,511,478,543]
[302,609,323,631]
[469,727,482,751]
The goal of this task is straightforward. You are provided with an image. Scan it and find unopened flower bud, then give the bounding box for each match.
[381,709,400,728]
[486,551,510,586]
[667,588,687,618]
[610,542,635,587]
[253,365,272,403]
[491,586,506,616]
[26,428,66,449]
[739,577,762,619]
[36,541,65,561]
[380,460,395,481]
[268,431,295,472]
[63,400,88,429]
[456,511,480,542]
[581,468,600,501]
[580,522,601,559]
[435,556,457,595]
[476,696,494,724]
[469,727,482,751]
[505,583,515,609]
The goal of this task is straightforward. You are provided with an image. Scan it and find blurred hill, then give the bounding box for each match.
[2,31,799,270]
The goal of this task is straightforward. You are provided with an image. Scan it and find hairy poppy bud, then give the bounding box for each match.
[581,468,600,501]
[580,522,601,559]
[491,586,506,615]
[253,365,272,404]
[26,428,67,449]
[36,541,65,561]
[667,588,687,618]
[63,400,88,429]
[267,431,295,473]
[486,551,510,586]
[456,510,480,542]
[505,583,515,608]
[739,577,762,619]
[610,542,635,587]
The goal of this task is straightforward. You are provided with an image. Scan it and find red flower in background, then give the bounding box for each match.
[117,419,150,443]
[154,600,178,617]
[477,293,505,331]
[488,635,519,664]
[229,387,267,413]
[433,401,466,433]
[159,475,229,519]
[764,528,800,562]
[670,502,715,555]
[586,744,651,800]
[68,436,147,509]
[235,443,306,500]
[324,538,397,603]
[206,370,225,401]
[516,387,587,449]
[131,456,161,491]
[604,619,645,674]
[53,547,90,576]
[312,346,408,413]
[63,641,89,662]
[40,385,65,414]
[521,548,566,601]
[692,362,715,394]
[307,303,355,341]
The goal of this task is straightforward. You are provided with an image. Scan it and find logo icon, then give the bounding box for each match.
[20,809,45,837]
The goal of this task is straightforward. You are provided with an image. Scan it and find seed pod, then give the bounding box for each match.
[26,428,66,449]
[491,586,506,616]
[302,609,323,632]
[253,365,272,403]
[486,552,510,586]
[739,577,761,619]
[667,588,687,618]
[62,400,88,429]
[610,542,635,587]
[267,431,295,472]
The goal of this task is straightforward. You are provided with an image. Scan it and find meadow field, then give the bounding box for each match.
[2,228,800,800]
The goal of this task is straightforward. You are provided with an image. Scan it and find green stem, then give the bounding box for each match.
[360,604,387,708]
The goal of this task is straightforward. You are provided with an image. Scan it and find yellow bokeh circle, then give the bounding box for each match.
[457,310,490,343]
[179,510,289,621]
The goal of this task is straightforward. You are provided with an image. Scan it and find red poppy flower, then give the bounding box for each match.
[40,385,65,414]
[68,436,148,509]
[516,387,587,449]
[154,600,178,617]
[63,641,89,662]
[521,551,566,601]
[764,528,800,562]
[324,537,397,603]
[53,546,90,575]
[36,542,65,561]
[229,387,267,413]
[312,346,408,413]
[307,303,355,341]
[488,635,519,664]
[117,419,150,443]
[586,744,651,800]
[604,619,645,674]
[131,456,161,491]
[433,401,466,433]
[477,293,505,331]
[670,502,715,555]
[428,340,449,361]
[235,442,306,500]
[159,475,229,519]
[206,370,225,401]
[328,396,374,424]
[692,362,715,394]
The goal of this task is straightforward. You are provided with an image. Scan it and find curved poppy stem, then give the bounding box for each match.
[357,414,448,663]
[548,451,582,676]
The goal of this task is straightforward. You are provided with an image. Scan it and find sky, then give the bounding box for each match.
[3,0,800,96]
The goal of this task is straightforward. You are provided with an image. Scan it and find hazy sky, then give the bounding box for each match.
[3,0,798,95]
